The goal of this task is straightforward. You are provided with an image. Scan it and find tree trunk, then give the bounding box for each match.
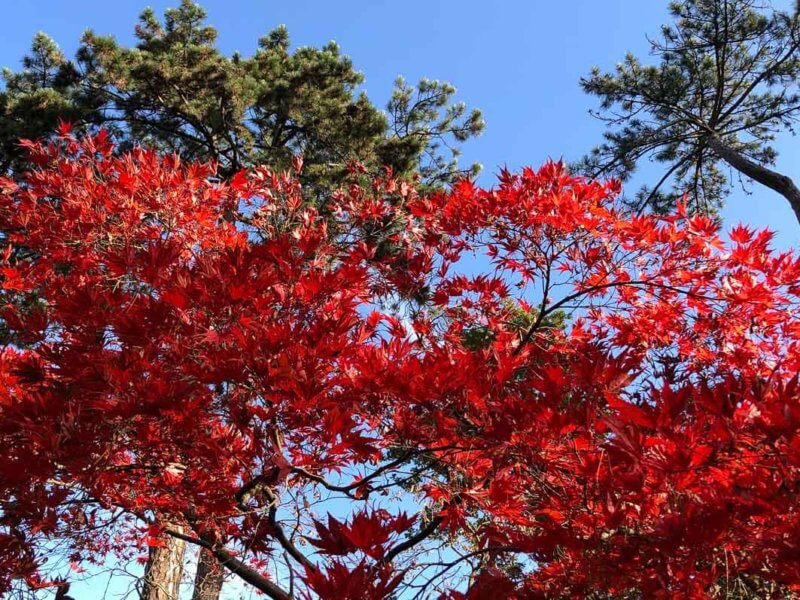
[707,134,800,225]
[141,525,187,600]
[191,549,224,600]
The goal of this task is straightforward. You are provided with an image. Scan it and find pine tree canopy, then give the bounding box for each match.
[0,0,484,194]
[579,0,800,219]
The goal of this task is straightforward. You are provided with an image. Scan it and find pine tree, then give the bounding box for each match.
[1,1,483,194]
[0,33,89,173]
[579,0,800,222]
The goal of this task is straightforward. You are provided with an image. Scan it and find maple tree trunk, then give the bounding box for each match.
[707,134,800,225]
[191,549,224,600]
[141,525,187,600]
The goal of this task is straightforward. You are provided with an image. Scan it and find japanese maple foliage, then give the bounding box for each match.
[1,131,800,599]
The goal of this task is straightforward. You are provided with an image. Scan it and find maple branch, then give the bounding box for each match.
[165,528,291,600]
[289,446,467,496]
[263,488,317,574]
[289,467,358,497]
[410,545,522,600]
[516,278,717,354]
[514,250,553,356]
[381,514,444,565]
[233,476,316,573]
[290,449,417,494]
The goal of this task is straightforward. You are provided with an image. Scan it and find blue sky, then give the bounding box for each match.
[3,0,800,596]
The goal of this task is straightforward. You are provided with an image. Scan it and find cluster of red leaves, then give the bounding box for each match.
[308,510,416,560]
[1,133,800,598]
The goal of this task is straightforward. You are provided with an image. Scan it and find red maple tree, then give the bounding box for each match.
[1,131,800,598]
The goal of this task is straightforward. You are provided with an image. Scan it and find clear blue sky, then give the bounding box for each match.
[3,0,799,596]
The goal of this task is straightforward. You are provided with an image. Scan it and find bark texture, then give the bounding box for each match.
[191,549,224,600]
[707,135,800,225]
[141,525,187,600]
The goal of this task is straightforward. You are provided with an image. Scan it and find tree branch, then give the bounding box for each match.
[381,515,444,565]
[706,134,800,224]
[164,528,291,600]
